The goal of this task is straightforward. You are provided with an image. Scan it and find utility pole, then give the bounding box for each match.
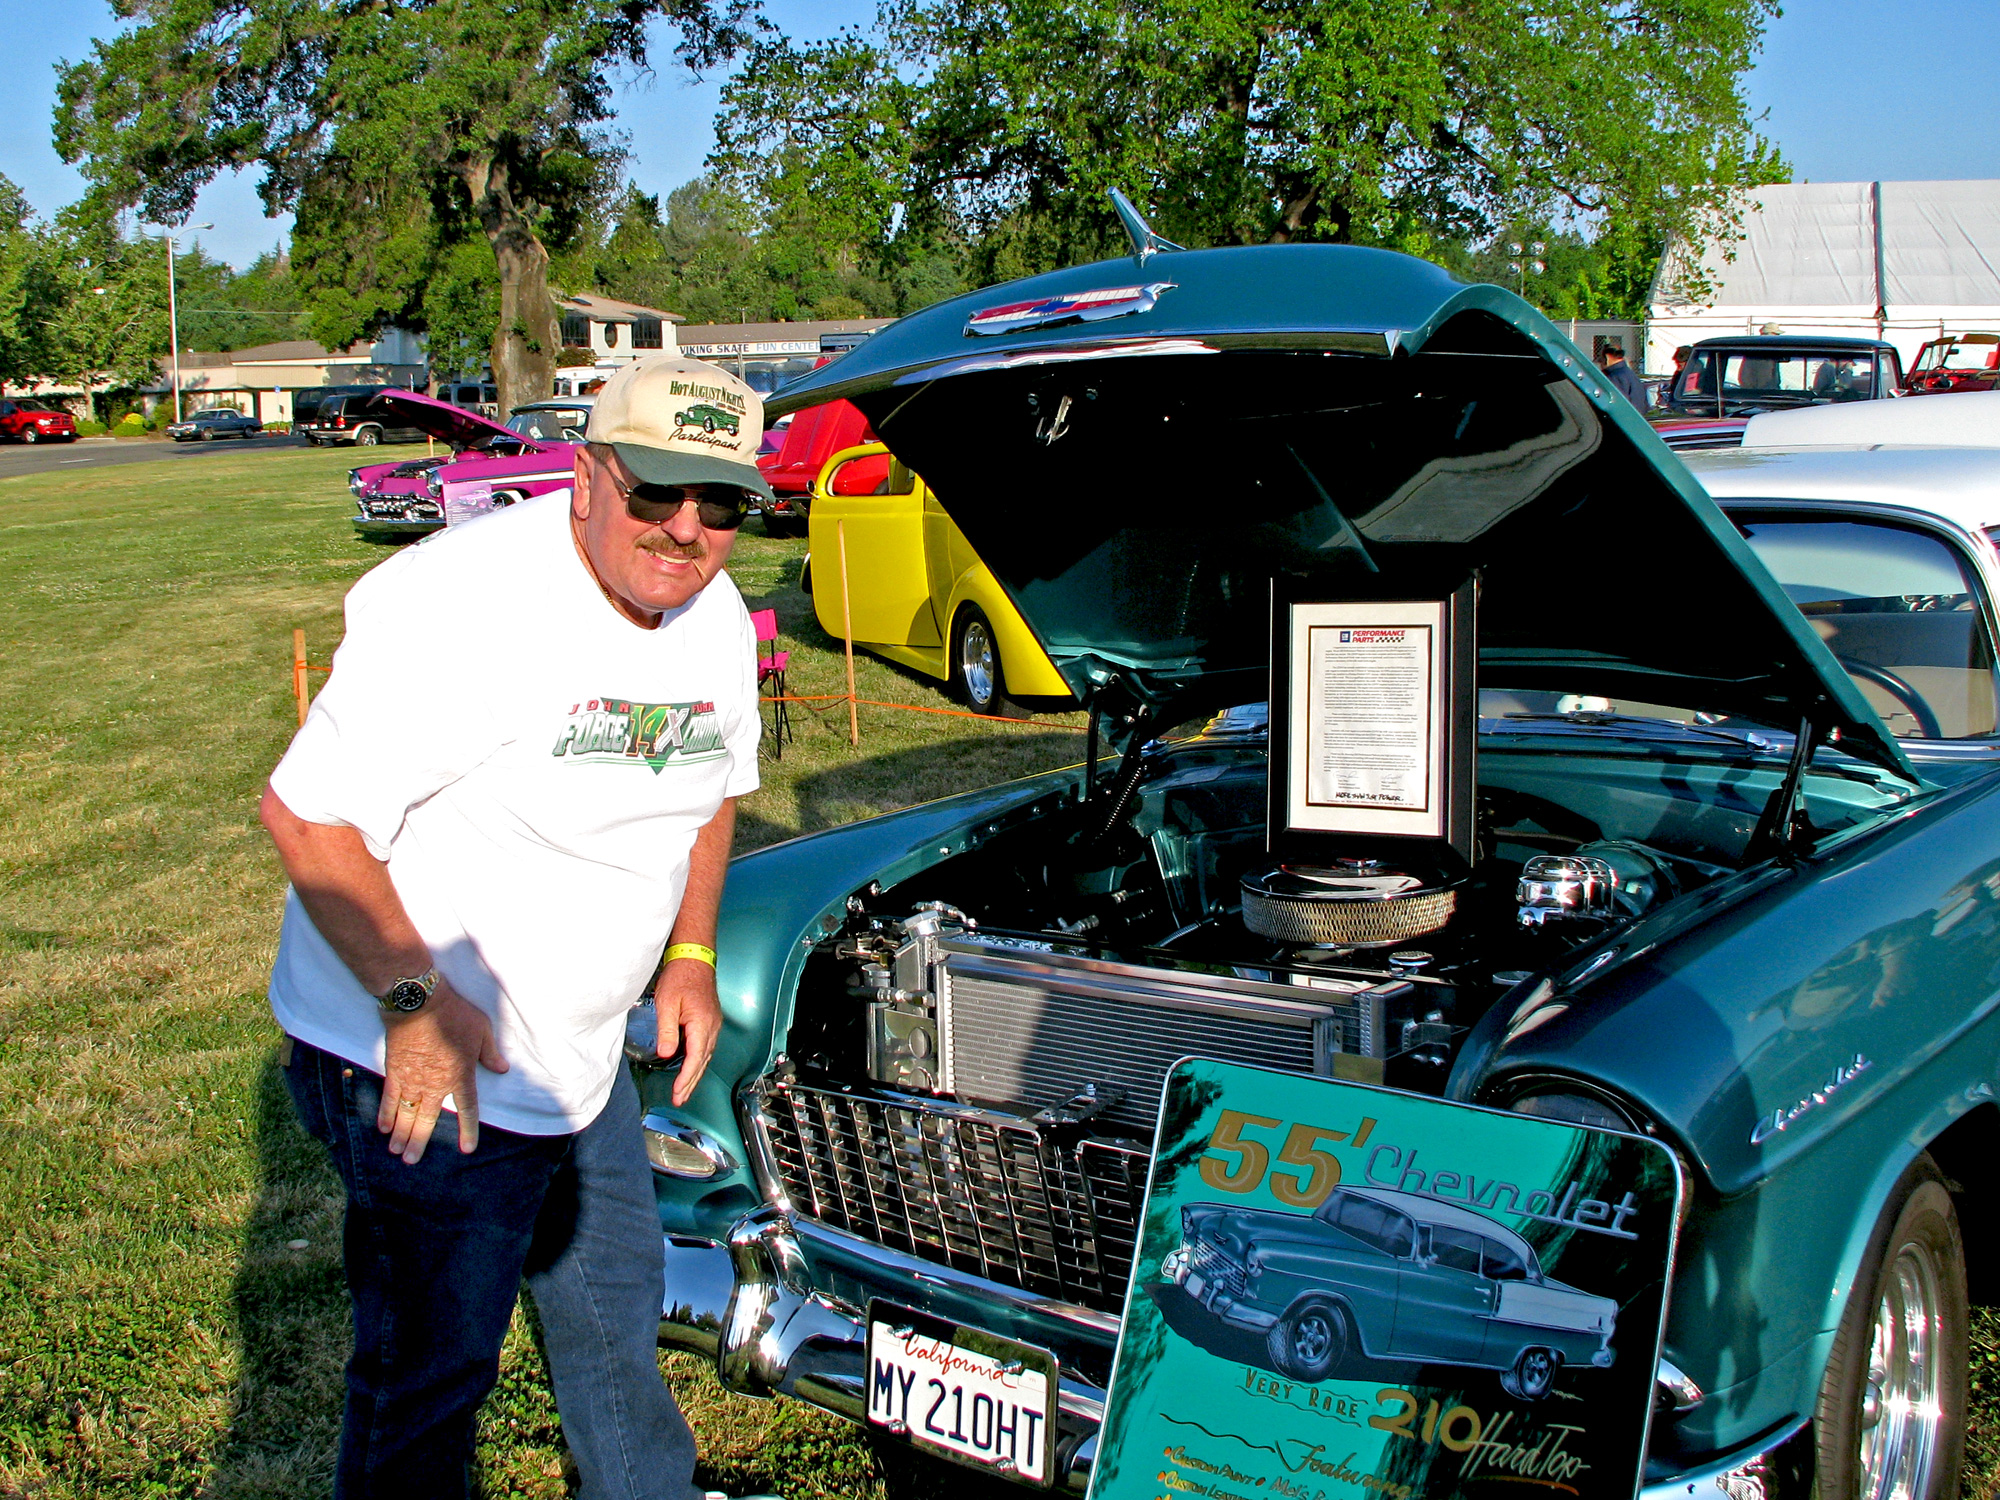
[141,221,212,421]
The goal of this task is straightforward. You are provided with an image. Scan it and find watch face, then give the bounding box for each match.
[385,979,430,1012]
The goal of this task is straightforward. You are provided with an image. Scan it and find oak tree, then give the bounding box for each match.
[717,0,1785,298]
[56,0,759,412]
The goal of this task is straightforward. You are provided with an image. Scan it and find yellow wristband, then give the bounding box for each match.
[665,942,716,968]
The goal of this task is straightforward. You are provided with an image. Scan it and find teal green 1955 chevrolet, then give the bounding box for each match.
[629,212,2000,1500]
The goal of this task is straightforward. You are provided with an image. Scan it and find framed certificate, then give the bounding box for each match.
[1267,581,1475,863]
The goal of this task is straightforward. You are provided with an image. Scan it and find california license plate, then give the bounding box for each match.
[865,1301,1059,1485]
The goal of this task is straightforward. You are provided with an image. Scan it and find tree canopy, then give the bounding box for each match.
[56,0,760,412]
[716,0,1785,308]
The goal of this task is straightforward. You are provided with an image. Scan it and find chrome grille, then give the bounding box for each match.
[1186,1236,1247,1300]
[753,1081,1148,1313]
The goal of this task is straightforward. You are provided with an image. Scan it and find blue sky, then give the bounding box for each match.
[2,0,1993,271]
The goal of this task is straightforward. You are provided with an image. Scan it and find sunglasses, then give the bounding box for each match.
[605,473,753,530]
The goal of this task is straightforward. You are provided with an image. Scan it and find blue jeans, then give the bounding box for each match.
[283,1038,700,1500]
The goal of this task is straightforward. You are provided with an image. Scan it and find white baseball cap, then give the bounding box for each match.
[589,354,773,498]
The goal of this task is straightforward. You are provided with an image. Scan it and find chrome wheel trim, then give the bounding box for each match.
[960,617,996,707]
[1292,1312,1333,1364]
[1857,1239,1944,1500]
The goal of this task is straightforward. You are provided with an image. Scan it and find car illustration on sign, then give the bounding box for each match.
[1160,1187,1617,1399]
[676,402,741,435]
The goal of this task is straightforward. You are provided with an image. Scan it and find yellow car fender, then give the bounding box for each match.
[944,567,1072,700]
[810,440,1072,704]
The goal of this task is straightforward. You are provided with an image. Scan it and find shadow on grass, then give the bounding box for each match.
[206,1051,348,1497]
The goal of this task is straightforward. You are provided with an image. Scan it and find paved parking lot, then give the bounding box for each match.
[0,432,314,480]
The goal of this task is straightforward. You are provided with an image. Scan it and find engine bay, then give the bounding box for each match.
[768,707,1825,1143]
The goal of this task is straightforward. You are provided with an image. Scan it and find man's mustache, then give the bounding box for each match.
[637,534,706,561]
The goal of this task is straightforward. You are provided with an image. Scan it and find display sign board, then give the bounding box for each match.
[1090,1060,1682,1500]
[1268,584,1476,864]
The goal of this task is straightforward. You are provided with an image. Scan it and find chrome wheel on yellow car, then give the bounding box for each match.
[953,604,1027,718]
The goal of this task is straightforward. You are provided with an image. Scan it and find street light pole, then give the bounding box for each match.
[142,221,212,422]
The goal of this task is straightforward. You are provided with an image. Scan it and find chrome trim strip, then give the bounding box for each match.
[793,1216,1123,1337]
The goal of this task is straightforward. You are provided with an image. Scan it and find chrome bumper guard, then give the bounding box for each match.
[661,1213,1814,1500]
[660,1208,1108,1492]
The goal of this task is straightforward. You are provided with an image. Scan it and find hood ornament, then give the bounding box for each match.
[1108,187,1186,265]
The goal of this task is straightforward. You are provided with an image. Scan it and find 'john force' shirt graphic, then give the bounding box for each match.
[551,697,726,771]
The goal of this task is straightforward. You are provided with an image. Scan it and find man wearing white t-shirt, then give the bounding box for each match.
[260,356,771,1499]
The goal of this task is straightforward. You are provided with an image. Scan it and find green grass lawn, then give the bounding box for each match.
[0,445,1084,1498]
[2,445,1997,1499]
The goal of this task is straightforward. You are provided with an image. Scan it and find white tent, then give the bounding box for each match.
[1647,181,2000,373]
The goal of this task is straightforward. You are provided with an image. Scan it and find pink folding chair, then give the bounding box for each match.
[751,608,791,756]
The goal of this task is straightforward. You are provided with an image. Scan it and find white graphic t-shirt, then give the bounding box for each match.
[267,491,761,1134]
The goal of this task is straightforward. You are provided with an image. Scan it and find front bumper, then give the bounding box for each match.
[661,1209,1111,1494]
[351,513,444,537]
[660,1211,1815,1500]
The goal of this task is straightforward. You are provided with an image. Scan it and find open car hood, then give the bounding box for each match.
[771,244,1911,775]
[357,389,542,453]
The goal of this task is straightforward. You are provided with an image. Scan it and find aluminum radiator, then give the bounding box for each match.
[936,938,1389,1133]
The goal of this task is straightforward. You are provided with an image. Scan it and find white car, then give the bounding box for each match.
[1741,388,2000,447]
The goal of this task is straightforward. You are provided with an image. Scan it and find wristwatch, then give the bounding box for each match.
[376,967,440,1015]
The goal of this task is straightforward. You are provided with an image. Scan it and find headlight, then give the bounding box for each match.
[348,471,365,497]
[641,1113,737,1179]
[426,467,444,498]
[1493,1075,1650,1134]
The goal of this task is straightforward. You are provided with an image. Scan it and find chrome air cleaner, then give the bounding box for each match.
[1240,858,1461,948]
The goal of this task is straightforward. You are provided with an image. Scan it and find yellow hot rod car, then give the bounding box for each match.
[804,442,1074,716]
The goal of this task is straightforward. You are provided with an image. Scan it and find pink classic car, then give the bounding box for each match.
[347,391,587,540]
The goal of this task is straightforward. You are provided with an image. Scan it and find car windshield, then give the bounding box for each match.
[507,407,589,442]
[1321,1192,1415,1256]
[1742,518,1999,738]
[15,399,50,412]
[1682,349,1876,403]
[1916,338,1999,372]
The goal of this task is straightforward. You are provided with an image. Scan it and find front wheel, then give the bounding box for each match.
[1268,1301,1348,1383]
[952,605,1028,719]
[21,427,38,445]
[1815,1154,1967,1500]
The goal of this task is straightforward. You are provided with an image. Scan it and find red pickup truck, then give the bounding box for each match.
[1905,332,2000,395]
[0,398,77,443]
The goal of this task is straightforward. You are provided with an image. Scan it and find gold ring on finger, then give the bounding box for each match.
[399,1098,419,1110]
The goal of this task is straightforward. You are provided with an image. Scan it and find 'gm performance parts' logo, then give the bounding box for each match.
[551,697,726,772]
